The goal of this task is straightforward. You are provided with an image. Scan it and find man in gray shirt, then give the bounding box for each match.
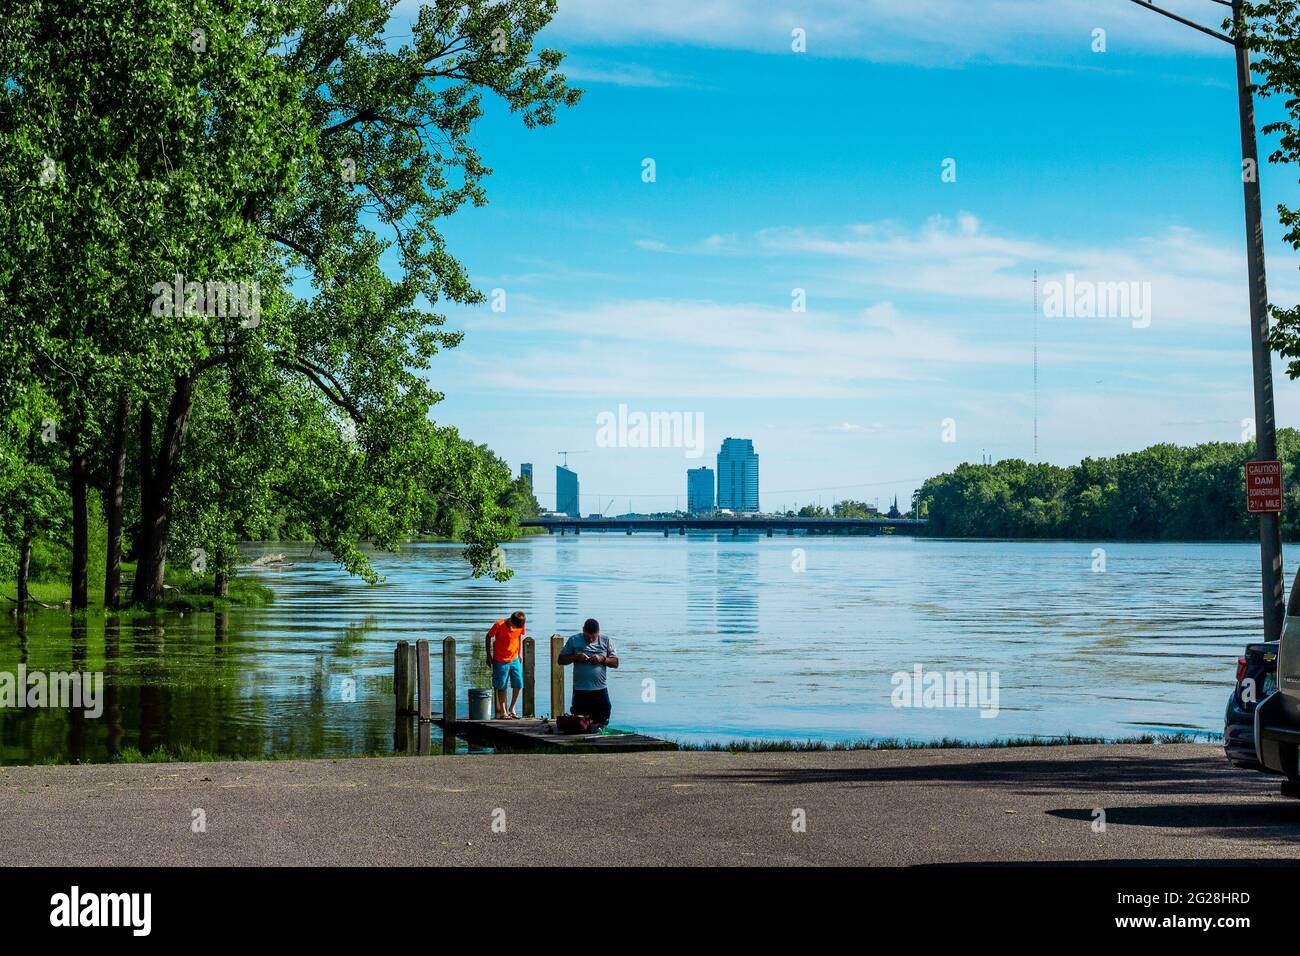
[557,618,618,727]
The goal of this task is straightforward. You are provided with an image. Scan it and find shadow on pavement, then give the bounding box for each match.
[1048,803,1300,842]
[685,753,1278,799]
[684,750,1300,845]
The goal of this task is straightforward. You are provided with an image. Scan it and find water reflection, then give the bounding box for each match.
[686,546,716,628]
[0,537,1263,763]
[715,543,759,637]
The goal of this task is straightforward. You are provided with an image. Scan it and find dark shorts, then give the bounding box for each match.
[571,689,611,726]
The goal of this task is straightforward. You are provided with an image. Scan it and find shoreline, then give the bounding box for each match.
[3,731,1223,769]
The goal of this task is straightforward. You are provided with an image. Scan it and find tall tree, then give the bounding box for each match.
[1,1,580,603]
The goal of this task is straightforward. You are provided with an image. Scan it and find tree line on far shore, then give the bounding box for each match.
[912,430,1300,541]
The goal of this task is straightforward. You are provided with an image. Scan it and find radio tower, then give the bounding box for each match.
[1033,270,1039,461]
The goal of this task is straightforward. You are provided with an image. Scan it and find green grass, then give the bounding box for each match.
[0,579,83,609]
[0,571,274,615]
[673,733,1218,753]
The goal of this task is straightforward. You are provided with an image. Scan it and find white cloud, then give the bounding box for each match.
[547,0,1230,66]
[748,216,1300,329]
[823,422,884,434]
[562,58,692,88]
[445,214,1300,411]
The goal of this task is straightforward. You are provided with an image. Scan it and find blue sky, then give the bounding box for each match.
[394,0,1300,515]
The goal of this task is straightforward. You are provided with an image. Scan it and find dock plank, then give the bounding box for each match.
[432,716,676,753]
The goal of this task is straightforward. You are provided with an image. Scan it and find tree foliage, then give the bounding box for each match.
[1244,3,1300,376]
[0,0,579,603]
[914,433,1300,540]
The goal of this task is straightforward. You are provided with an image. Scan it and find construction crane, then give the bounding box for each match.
[557,450,588,468]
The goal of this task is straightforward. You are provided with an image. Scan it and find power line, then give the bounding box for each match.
[1126,0,1235,45]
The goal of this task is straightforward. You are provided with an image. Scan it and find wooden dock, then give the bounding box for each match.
[431,716,676,754]
[396,634,676,754]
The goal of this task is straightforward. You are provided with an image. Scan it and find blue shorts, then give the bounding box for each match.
[492,658,523,690]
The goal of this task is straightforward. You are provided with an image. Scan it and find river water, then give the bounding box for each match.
[0,536,1264,764]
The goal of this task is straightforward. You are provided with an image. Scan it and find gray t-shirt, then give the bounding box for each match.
[562,633,616,691]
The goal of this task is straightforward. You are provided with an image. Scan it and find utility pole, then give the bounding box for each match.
[1130,0,1285,639]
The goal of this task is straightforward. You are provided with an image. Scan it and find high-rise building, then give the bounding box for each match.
[717,438,759,512]
[520,463,533,487]
[556,465,580,517]
[687,467,715,514]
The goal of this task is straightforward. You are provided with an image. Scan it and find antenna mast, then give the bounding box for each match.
[1033,270,1039,460]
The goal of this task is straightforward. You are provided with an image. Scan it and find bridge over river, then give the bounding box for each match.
[520,516,928,536]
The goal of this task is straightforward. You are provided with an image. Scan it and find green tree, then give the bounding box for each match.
[915,437,1293,541]
[1,0,580,603]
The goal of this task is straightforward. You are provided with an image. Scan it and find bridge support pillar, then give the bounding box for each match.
[663,527,669,537]
[559,527,565,536]
[626,527,632,535]
[766,527,773,538]
[679,526,686,536]
[574,525,580,536]
[732,526,739,536]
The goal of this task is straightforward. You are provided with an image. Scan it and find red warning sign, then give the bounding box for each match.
[1246,460,1284,514]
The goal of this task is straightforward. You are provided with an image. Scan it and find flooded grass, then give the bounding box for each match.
[0,575,274,614]
[110,745,395,764]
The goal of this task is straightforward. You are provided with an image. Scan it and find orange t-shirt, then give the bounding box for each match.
[488,619,525,663]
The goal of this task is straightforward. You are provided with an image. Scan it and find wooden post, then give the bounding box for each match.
[417,639,431,721]
[485,632,497,718]
[442,637,456,722]
[395,640,417,715]
[394,640,406,712]
[522,637,536,717]
[550,634,565,718]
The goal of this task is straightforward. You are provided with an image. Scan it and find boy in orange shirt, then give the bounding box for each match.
[487,611,527,719]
